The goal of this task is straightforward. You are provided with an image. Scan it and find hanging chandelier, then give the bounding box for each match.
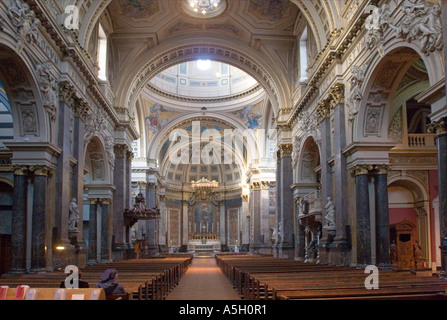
[187,0,221,15]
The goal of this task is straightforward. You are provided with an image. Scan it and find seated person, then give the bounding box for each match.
[96,269,126,296]
[60,269,89,288]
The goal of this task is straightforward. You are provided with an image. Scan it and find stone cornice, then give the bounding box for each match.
[25,0,121,127]
[288,0,380,126]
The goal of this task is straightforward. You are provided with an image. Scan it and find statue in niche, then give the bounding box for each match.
[323,197,336,231]
[68,198,80,232]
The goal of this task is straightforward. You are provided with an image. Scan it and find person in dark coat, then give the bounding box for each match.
[96,269,126,296]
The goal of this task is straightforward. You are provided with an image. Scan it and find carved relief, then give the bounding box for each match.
[291,135,301,167]
[7,0,40,49]
[84,108,107,145]
[389,108,402,142]
[347,65,365,121]
[365,4,392,49]
[364,106,383,135]
[18,103,38,135]
[388,0,443,55]
[36,61,57,121]
[105,136,115,166]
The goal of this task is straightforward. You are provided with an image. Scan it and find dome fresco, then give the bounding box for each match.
[149,61,258,99]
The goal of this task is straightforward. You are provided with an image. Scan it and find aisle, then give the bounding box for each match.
[165,257,241,300]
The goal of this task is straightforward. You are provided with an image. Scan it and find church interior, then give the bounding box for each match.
[0,0,447,301]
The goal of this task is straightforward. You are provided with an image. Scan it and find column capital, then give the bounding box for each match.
[126,150,134,161]
[241,194,249,202]
[428,117,447,136]
[328,83,345,109]
[29,165,50,176]
[136,181,147,190]
[114,144,129,158]
[13,165,29,176]
[278,144,293,158]
[373,164,389,175]
[352,164,374,176]
[99,198,111,205]
[88,198,98,205]
[316,100,331,124]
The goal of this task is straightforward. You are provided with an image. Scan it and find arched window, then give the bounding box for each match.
[299,27,308,82]
[97,23,108,81]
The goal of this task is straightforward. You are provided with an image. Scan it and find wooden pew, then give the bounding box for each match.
[215,254,447,300]
[2,287,106,300]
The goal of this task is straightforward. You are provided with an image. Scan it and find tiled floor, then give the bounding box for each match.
[165,257,241,300]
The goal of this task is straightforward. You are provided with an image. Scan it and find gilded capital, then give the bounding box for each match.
[316,100,330,123]
[13,165,28,176]
[329,83,345,109]
[279,144,293,158]
[88,198,98,205]
[114,144,128,158]
[100,199,111,205]
[428,118,447,136]
[374,164,389,175]
[30,165,50,176]
[352,164,373,176]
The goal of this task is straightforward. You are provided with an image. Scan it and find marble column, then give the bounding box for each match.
[332,96,349,245]
[374,165,391,268]
[55,99,73,246]
[88,199,98,264]
[182,199,189,246]
[274,151,281,257]
[278,144,295,259]
[241,196,249,250]
[295,198,306,261]
[31,166,49,272]
[318,106,333,263]
[354,165,373,266]
[10,166,29,274]
[146,183,159,255]
[249,183,261,253]
[100,199,111,262]
[431,118,447,276]
[113,145,127,254]
[72,102,87,246]
[158,195,166,252]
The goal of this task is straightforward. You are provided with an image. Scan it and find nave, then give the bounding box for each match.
[2,253,447,300]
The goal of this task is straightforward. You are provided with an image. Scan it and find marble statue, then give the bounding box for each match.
[323,197,336,231]
[68,198,80,232]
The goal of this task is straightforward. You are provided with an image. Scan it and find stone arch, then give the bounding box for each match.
[148,112,260,165]
[117,37,290,117]
[354,43,440,143]
[0,42,50,143]
[290,0,332,52]
[296,136,321,184]
[388,175,432,266]
[84,136,111,184]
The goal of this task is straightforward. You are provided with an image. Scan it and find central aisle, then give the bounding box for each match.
[166,257,241,300]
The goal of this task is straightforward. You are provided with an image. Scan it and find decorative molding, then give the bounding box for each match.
[428,117,447,136]
[373,164,389,175]
[29,165,50,176]
[13,165,29,176]
[279,144,293,158]
[352,164,374,176]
